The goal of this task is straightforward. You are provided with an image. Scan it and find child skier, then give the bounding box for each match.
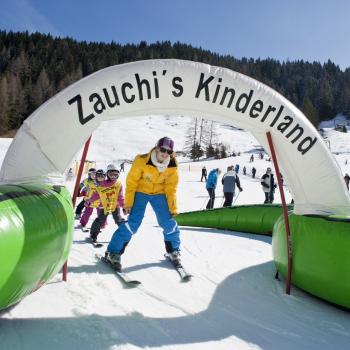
[86,164,125,243]
[75,168,96,220]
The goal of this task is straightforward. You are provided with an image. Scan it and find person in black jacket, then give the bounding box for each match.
[345,173,350,190]
[201,166,207,182]
[261,167,277,203]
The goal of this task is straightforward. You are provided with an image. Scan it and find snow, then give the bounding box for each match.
[1,115,350,350]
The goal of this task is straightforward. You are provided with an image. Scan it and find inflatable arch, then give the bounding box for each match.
[0,59,349,310]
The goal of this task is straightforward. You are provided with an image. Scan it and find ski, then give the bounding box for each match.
[164,253,193,282]
[95,254,141,286]
[74,224,89,232]
[85,237,103,248]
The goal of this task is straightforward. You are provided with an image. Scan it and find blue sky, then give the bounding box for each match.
[0,0,349,69]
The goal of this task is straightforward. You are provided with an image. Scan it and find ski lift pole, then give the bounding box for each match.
[62,135,92,282]
[266,131,292,295]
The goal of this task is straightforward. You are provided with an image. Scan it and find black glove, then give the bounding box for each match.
[274,184,277,189]
[262,183,269,188]
[239,187,243,192]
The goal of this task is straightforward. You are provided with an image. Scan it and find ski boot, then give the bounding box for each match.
[168,250,181,267]
[105,251,122,272]
[75,214,81,220]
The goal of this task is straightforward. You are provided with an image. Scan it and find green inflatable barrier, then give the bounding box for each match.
[273,214,350,309]
[176,205,350,308]
[175,205,292,235]
[0,184,73,310]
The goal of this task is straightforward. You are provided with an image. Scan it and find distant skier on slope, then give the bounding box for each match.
[104,137,182,272]
[206,168,221,209]
[201,166,207,182]
[221,166,243,207]
[344,173,350,190]
[261,167,277,203]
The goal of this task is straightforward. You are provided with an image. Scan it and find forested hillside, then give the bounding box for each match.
[1,30,349,135]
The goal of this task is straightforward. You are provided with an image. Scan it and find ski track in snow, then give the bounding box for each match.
[1,115,350,350]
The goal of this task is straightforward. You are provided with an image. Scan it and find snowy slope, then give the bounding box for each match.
[1,116,350,350]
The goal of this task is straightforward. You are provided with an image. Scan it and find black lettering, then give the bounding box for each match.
[220,87,235,108]
[103,86,120,108]
[68,94,95,125]
[172,77,183,97]
[236,89,253,113]
[286,124,304,143]
[121,82,135,103]
[135,73,151,101]
[261,105,276,122]
[249,100,264,118]
[212,78,222,103]
[270,105,284,127]
[277,116,294,133]
[89,93,106,114]
[298,137,317,155]
[195,73,214,101]
[153,71,159,98]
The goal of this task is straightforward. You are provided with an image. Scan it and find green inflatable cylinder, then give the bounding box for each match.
[0,184,73,310]
[175,205,292,235]
[273,214,350,308]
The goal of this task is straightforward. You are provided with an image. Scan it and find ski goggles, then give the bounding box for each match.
[159,147,173,155]
[108,170,120,177]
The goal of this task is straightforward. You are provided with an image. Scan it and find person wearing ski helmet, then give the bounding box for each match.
[79,169,109,229]
[75,168,96,220]
[105,136,181,272]
[87,164,125,242]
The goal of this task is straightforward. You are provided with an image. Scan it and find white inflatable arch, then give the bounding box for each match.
[1,59,349,215]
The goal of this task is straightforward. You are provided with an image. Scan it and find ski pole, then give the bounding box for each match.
[201,196,209,210]
[232,191,241,206]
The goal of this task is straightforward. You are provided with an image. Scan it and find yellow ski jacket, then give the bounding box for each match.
[125,148,179,214]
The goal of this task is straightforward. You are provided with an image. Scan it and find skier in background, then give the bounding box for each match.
[261,167,277,203]
[201,166,207,182]
[105,137,182,271]
[252,167,256,179]
[222,166,243,207]
[344,173,350,190]
[235,164,240,174]
[206,168,221,209]
[243,166,246,175]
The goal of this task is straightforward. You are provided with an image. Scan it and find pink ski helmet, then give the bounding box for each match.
[156,137,174,150]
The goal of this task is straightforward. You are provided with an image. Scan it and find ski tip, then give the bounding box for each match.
[181,274,193,282]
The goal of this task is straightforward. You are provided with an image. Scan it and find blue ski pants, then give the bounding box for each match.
[107,192,180,254]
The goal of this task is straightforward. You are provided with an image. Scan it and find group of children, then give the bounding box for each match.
[73,136,182,272]
[75,164,125,243]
